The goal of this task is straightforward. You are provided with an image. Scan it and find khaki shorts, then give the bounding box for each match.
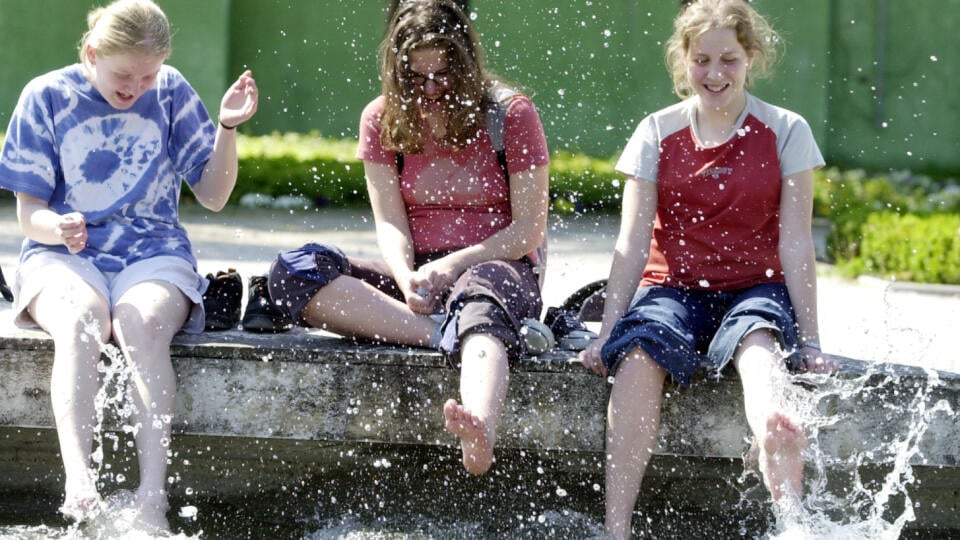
[13,251,206,334]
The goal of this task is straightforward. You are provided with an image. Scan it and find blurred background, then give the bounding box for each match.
[0,0,958,175]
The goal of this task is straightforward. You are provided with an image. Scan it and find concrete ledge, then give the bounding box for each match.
[1,323,958,531]
[4,325,957,459]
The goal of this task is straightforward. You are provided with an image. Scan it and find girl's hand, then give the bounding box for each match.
[578,337,608,377]
[405,259,458,313]
[801,347,839,374]
[405,272,443,314]
[57,212,87,254]
[413,259,458,291]
[218,70,258,129]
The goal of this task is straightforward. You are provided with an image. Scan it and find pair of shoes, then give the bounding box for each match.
[242,275,292,333]
[543,306,598,351]
[0,265,12,303]
[203,269,243,331]
[521,318,555,356]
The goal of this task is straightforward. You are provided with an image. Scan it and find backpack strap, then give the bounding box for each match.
[486,86,515,180]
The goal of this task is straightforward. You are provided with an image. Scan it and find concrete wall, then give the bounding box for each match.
[226,0,388,139]
[826,0,960,173]
[0,1,958,175]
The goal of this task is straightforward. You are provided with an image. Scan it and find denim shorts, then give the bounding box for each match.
[600,283,800,385]
[267,243,543,361]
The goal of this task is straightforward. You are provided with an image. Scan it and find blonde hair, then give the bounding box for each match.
[378,0,496,153]
[664,0,780,99]
[79,0,171,70]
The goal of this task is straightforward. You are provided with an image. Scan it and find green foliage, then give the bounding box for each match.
[233,133,627,213]
[846,212,960,284]
[547,151,621,213]
[235,131,368,207]
[812,167,960,283]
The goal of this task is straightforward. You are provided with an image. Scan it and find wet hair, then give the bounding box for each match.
[79,0,172,71]
[664,0,780,99]
[378,0,498,153]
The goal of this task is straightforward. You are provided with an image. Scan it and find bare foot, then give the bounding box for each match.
[759,412,806,502]
[59,489,102,523]
[443,398,494,475]
[132,489,170,535]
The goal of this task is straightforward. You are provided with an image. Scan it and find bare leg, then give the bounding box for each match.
[30,277,111,522]
[112,280,190,534]
[443,333,510,475]
[605,348,667,540]
[300,276,437,346]
[734,330,806,504]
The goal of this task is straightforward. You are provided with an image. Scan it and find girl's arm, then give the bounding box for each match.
[363,160,427,310]
[580,176,657,375]
[15,193,88,254]
[779,167,834,373]
[191,70,259,211]
[415,164,550,290]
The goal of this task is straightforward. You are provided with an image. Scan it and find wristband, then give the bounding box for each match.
[801,340,821,350]
[219,120,236,130]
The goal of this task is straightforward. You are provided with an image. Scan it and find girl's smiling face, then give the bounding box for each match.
[687,27,752,114]
[86,49,164,110]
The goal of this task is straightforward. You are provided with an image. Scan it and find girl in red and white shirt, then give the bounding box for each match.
[578,1,837,537]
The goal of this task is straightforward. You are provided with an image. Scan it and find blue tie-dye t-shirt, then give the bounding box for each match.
[0,64,214,272]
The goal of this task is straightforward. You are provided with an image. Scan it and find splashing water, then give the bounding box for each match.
[762,362,953,539]
[0,316,203,539]
[86,316,136,492]
[0,490,198,539]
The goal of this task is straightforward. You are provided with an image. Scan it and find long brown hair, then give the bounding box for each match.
[378,0,496,153]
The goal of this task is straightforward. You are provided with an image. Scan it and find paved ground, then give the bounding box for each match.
[0,199,957,374]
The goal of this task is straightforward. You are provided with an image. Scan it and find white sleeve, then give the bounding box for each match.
[778,115,825,176]
[615,115,660,183]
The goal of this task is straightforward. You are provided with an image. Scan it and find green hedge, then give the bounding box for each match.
[235,131,368,207]
[812,167,960,283]
[850,212,960,284]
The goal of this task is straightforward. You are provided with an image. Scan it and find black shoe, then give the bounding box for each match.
[242,275,292,333]
[202,269,242,331]
[543,306,598,351]
[0,265,12,303]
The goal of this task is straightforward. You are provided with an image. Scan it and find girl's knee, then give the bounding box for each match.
[741,328,779,348]
[616,347,667,384]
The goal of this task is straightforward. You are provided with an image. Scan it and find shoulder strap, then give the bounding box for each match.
[486,86,516,180]
[486,87,514,153]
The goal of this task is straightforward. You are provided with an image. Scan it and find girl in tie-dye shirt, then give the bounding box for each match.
[0,0,258,532]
